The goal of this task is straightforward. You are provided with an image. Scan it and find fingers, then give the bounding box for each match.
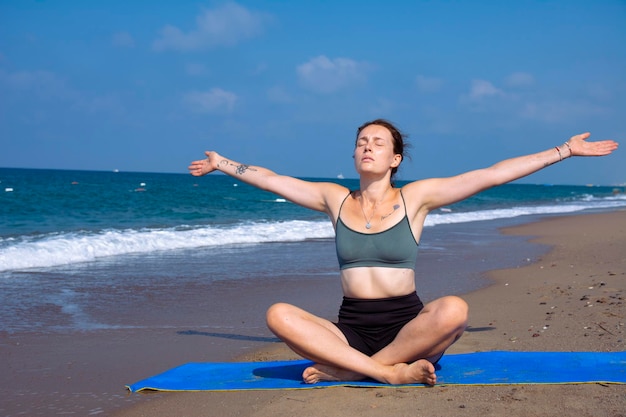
[188,159,206,176]
[566,133,619,157]
[596,140,619,155]
[188,152,216,176]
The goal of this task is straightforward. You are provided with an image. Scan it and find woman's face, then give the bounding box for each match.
[354,124,401,176]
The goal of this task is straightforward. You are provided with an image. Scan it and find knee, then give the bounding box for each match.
[446,295,468,315]
[265,302,295,332]
[446,295,469,321]
[434,296,469,329]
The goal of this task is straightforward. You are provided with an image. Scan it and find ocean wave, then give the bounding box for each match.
[0,220,335,272]
[1,195,624,272]
[427,195,626,226]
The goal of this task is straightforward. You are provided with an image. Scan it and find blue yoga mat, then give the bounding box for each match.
[127,350,626,392]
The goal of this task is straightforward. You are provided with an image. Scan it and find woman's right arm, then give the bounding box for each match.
[188,151,346,214]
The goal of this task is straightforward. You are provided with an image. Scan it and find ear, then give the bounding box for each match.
[391,154,402,167]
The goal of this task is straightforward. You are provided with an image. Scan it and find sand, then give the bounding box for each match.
[114,210,626,417]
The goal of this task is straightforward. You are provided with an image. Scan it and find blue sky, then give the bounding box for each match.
[1,0,624,185]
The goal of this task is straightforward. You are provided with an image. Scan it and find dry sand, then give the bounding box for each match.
[116,210,626,417]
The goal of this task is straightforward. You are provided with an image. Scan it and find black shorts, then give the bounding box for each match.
[334,292,424,356]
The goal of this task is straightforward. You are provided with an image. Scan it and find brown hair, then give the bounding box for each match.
[356,119,410,184]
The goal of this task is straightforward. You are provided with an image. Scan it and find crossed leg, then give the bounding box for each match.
[265,295,468,385]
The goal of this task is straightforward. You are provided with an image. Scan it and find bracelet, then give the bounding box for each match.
[563,141,572,157]
[554,146,563,162]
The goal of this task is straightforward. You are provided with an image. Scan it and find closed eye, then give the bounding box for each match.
[356,136,387,147]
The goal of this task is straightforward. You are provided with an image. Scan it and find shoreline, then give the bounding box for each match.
[115,210,626,417]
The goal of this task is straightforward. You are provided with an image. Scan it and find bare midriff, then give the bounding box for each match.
[340,267,416,299]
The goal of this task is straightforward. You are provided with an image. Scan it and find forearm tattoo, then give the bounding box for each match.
[234,164,254,175]
[218,159,257,175]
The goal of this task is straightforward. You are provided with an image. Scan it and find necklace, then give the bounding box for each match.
[359,188,392,229]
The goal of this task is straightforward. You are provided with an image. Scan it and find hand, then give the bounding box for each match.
[567,133,619,157]
[188,151,218,176]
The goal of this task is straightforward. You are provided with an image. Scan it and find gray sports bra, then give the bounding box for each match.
[335,190,419,270]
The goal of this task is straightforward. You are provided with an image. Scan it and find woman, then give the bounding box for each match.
[188,119,618,386]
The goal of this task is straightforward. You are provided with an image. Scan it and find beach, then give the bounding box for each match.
[2,210,622,416]
[113,210,625,417]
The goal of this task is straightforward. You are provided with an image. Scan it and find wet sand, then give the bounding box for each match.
[115,210,626,417]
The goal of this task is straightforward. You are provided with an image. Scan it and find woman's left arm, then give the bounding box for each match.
[407,132,619,212]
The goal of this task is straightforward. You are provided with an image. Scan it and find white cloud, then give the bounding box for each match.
[185,63,209,76]
[0,69,78,101]
[468,79,504,100]
[183,88,237,113]
[266,86,292,103]
[458,79,513,116]
[112,31,135,48]
[415,75,443,93]
[367,98,395,117]
[153,2,271,52]
[297,55,368,94]
[505,72,534,87]
[519,99,608,123]
[0,69,125,117]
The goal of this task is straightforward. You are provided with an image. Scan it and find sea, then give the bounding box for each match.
[1,167,625,336]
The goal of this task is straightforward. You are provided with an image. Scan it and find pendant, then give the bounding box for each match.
[365,222,371,229]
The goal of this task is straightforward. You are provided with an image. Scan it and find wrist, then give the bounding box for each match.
[554,141,573,163]
[208,152,221,171]
[562,141,573,158]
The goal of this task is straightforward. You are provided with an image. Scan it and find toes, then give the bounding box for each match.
[302,366,319,384]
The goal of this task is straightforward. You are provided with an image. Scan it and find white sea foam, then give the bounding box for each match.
[427,195,626,226]
[1,194,624,273]
[0,220,335,272]
[427,204,585,226]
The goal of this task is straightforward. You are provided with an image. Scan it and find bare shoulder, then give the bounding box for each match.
[400,178,433,204]
[319,181,351,217]
[400,177,448,216]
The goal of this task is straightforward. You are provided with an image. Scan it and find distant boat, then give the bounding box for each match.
[337,173,345,179]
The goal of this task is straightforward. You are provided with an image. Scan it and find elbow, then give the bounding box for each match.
[484,167,512,187]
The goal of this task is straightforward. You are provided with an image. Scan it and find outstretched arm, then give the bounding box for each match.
[188,151,345,214]
[406,132,619,212]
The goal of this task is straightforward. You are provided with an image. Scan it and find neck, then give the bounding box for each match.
[359,178,393,204]
[357,180,394,230]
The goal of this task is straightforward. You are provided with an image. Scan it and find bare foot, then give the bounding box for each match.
[386,359,437,385]
[302,363,365,384]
